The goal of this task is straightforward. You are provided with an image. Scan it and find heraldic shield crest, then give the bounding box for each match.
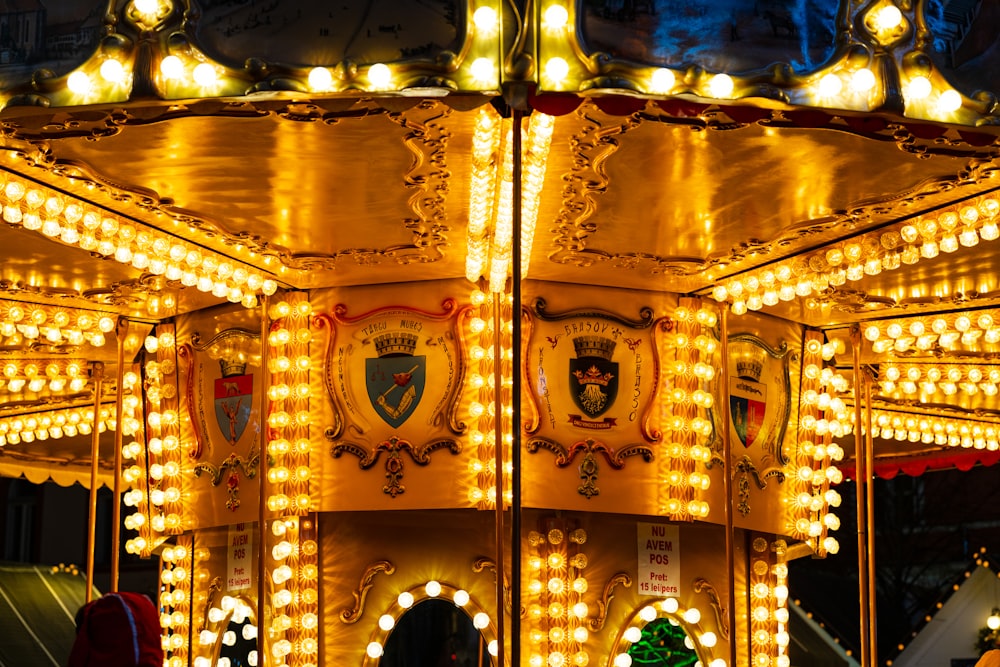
[729,342,769,448]
[570,336,618,418]
[214,367,253,446]
[366,332,426,428]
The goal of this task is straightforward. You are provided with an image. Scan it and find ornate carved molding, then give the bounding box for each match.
[332,435,461,497]
[692,577,729,640]
[526,436,653,499]
[473,557,513,617]
[340,560,396,624]
[587,572,631,632]
[192,449,261,512]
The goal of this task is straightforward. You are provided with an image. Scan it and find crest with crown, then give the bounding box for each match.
[219,355,248,378]
[573,335,616,361]
[736,353,764,381]
[374,332,419,357]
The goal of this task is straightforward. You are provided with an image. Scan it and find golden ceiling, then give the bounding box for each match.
[2,0,1000,483]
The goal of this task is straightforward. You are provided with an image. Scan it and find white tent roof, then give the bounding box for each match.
[892,561,1000,667]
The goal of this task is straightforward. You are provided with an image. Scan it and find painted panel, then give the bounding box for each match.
[192,0,464,67]
[579,0,837,74]
[0,1,104,86]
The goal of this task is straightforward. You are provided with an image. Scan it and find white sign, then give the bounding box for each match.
[227,522,252,591]
[637,522,679,597]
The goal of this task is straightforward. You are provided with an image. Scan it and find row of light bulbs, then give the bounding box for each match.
[878,362,1000,398]
[866,409,1000,449]
[614,599,726,667]
[158,537,192,666]
[0,299,116,347]
[711,195,1000,314]
[0,359,89,395]
[0,175,279,310]
[748,538,793,667]
[863,308,1000,354]
[0,405,106,446]
[526,526,590,667]
[366,582,499,659]
[658,304,718,520]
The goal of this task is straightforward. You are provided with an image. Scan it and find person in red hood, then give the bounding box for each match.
[68,592,164,667]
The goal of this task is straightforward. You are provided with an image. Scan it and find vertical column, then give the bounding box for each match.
[263,293,318,667]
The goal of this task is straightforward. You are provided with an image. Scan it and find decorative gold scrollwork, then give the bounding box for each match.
[587,572,632,632]
[693,577,729,640]
[527,437,653,499]
[340,560,396,624]
[332,435,461,497]
[473,557,514,616]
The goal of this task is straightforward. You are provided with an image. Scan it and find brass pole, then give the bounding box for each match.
[110,319,129,593]
[864,370,878,664]
[510,107,524,667]
[718,306,738,667]
[492,294,506,667]
[85,362,105,604]
[851,325,872,667]
[257,295,271,664]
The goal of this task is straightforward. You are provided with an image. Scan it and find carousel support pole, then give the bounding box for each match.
[110,318,130,593]
[492,294,506,664]
[864,368,878,663]
[509,106,523,667]
[718,307,738,667]
[85,361,105,604]
[258,295,271,665]
[851,325,872,667]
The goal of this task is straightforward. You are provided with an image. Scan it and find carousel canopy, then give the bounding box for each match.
[0,0,999,486]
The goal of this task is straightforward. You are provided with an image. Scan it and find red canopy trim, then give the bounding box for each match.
[839,449,1000,480]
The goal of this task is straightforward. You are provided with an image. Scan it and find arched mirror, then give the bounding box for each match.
[380,598,491,667]
[627,618,699,666]
[218,615,257,667]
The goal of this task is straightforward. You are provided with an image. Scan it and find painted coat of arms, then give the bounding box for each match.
[570,336,619,421]
[181,328,262,521]
[725,333,792,518]
[726,334,790,459]
[316,299,469,499]
[215,370,253,446]
[366,332,426,428]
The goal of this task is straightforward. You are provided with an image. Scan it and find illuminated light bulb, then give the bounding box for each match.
[623,626,643,643]
[544,57,569,82]
[100,58,126,83]
[379,614,395,631]
[543,4,569,29]
[851,67,876,93]
[397,591,415,608]
[708,72,734,98]
[817,73,842,97]
[472,6,498,32]
[651,67,675,93]
[683,607,701,624]
[193,62,218,87]
[67,71,92,95]
[470,58,495,86]
[425,580,442,597]
[938,89,963,113]
[159,54,184,80]
[307,66,333,92]
[873,4,903,30]
[368,63,391,88]
[906,75,931,100]
[613,655,633,667]
[473,612,489,629]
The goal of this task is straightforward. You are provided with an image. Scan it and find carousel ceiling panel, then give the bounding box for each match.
[10,100,483,290]
[528,101,1000,296]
